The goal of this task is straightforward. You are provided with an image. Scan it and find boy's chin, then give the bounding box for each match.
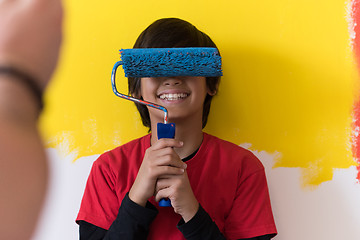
[149,108,202,124]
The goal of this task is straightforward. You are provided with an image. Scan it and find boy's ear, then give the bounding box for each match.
[131,89,142,99]
[207,83,219,96]
[207,90,216,96]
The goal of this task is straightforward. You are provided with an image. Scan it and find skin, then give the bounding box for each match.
[0,0,63,88]
[129,76,215,222]
[0,0,63,239]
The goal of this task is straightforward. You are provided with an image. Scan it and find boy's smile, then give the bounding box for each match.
[158,92,189,101]
[140,76,210,123]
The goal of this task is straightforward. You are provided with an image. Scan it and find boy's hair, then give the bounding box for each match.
[128,18,221,129]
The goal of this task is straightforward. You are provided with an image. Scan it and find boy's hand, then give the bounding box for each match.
[129,138,187,207]
[155,170,199,222]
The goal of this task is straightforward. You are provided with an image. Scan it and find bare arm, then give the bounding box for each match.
[0,76,47,240]
[0,0,63,239]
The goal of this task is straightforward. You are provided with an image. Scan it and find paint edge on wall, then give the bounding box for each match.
[348,0,360,182]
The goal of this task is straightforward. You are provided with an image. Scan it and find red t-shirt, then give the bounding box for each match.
[76,133,277,239]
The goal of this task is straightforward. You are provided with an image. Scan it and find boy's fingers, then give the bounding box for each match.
[154,184,176,203]
[154,189,169,203]
[163,158,187,169]
[151,152,187,169]
[152,138,184,150]
[152,166,185,179]
[151,147,187,169]
[156,176,175,191]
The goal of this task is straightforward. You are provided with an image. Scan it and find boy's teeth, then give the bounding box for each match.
[159,93,188,100]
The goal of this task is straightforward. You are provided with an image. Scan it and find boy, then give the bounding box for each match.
[77,18,277,240]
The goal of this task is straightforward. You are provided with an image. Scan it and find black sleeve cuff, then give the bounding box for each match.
[105,193,158,240]
[177,205,226,240]
[120,193,158,226]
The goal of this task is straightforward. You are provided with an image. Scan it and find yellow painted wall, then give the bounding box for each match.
[40,0,358,187]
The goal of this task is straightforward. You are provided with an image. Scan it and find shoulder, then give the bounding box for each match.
[93,134,150,169]
[204,133,247,152]
[203,133,255,157]
[202,133,264,172]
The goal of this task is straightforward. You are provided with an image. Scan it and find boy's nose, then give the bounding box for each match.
[163,77,182,86]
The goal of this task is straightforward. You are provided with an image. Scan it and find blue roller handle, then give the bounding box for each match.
[157,122,176,207]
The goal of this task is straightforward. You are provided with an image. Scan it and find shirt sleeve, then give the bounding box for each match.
[79,193,158,240]
[177,204,226,240]
[79,220,107,240]
[224,167,277,239]
[177,205,275,240]
[105,193,158,239]
[76,156,120,229]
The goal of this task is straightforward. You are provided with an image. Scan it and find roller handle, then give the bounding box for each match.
[157,122,175,207]
[111,61,123,96]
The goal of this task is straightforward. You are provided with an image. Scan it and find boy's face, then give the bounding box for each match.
[140,76,211,123]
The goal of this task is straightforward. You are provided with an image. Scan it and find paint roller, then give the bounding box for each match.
[111,47,222,207]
